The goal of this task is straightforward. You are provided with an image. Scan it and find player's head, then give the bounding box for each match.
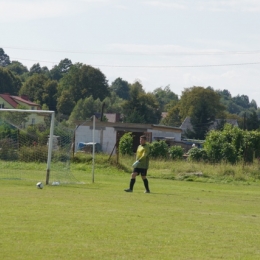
[140,135,146,145]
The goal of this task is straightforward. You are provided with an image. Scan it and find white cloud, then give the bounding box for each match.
[0,0,117,22]
[142,0,186,9]
[0,1,76,22]
[196,0,260,12]
[109,43,199,55]
[143,0,260,12]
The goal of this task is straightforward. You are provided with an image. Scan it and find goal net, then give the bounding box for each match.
[0,109,85,185]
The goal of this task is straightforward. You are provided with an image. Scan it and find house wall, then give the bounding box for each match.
[75,125,117,154]
[75,125,181,154]
[0,97,44,127]
[14,101,44,126]
[0,97,13,109]
[149,129,181,142]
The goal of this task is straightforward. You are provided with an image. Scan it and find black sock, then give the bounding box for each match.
[130,178,136,190]
[143,178,149,191]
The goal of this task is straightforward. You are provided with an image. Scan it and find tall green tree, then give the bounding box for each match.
[6,61,28,76]
[0,67,22,95]
[161,105,181,126]
[122,82,160,123]
[50,58,72,81]
[58,63,109,105]
[152,85,179,111]
[110,77,130,100]
[41,80,58,111]
[246,111,260,131]
[179,86,225,139]
[19,74,57,110]
[102,92,124,113]
[57,90,75,116]
[0,48,11,67]
[69,96,102,122]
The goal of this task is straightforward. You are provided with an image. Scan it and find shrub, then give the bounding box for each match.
[0,138,18,160]
[188,147,208,162]
[168,145,184,160]
[149,140,168,159]
[119,132,133,156]
[18,145,48,162]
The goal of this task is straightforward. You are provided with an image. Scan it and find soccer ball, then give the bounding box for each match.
[36,182,43,189]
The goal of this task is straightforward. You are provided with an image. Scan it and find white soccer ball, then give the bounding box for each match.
[36,182,43,189]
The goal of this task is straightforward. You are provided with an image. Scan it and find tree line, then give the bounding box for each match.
[1,47,260,140]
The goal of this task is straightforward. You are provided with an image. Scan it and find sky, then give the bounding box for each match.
[1,0,260,106]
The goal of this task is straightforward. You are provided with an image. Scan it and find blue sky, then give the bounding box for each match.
[1,0,260,106]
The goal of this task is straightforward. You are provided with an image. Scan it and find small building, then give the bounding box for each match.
[74,121,182,154]
[0,93,44,127]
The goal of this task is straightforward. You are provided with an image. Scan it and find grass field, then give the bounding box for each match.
[1,156,260,259]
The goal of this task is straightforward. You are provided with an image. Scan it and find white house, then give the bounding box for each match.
[75,121,182,154]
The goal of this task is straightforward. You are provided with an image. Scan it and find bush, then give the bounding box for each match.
[149,140,168,159]
[0,138,18,160]
[52,149,71,162]
[168,145,184,160]
[18,145,48,162]
[119,132,133,156]
[189,147,208,162]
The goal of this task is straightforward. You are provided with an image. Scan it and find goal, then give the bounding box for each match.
[0,108,83,184]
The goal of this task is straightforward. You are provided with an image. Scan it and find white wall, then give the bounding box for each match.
[75,125,117,154]
[101,127,117,154]
[75,125,181,154]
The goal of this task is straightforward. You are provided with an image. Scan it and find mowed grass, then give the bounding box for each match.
[1,159,260,259]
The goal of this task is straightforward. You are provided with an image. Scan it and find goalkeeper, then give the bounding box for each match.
[124,135,150,193]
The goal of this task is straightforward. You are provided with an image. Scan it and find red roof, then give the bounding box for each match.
[0,94,40,108]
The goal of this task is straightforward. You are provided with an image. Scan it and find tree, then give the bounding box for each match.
[179,86,225,139]
[122,82,160,124]
[0,67,22,95]
[161,105,181,126]
[19,74,58,110]
[29,63,43,75]
[50,58,72,81]
[152,85,179,111]
[110,77,130,100]
[6,61,28,76]
[41,80,58,111]
[57,90,75,116]
[102,92,124,113]
[246,111,259,131]
[232,94,250,109]
[0,48,11,67]
[58,63,110,105]
[69,96,102,121]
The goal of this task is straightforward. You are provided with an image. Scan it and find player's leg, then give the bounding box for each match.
[124,171,138,192]
[141,170,150,193]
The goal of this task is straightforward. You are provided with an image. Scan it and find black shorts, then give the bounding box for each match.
[133,168,148,176]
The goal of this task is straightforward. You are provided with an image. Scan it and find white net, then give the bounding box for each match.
[0,109,83,184]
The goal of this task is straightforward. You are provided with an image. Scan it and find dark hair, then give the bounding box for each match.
[140,135,146,140]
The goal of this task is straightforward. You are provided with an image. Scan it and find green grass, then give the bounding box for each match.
[1,155,260,259]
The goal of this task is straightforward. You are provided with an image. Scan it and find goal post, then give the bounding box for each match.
[0,109,99,185]
[0,108,55,184]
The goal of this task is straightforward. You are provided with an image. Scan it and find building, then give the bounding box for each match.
[74,121,182,154]
[0,93,43,126]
